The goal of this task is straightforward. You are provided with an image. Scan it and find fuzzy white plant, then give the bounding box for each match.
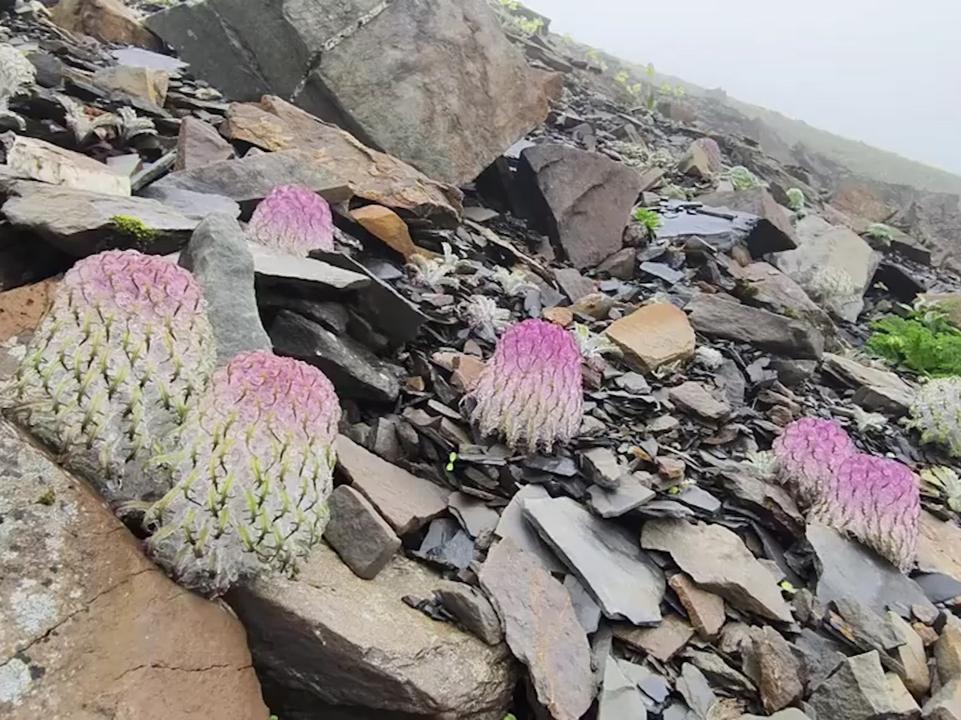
[695,346,725,370]
[408,242,461,290]
[491,266,538,297]
[465,295,511,342]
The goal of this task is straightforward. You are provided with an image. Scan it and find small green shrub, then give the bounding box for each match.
[632,207,662,234]
[728,166,762,191]
[786,187,805,212]
[866,223,895,244]
[867,306,961,376]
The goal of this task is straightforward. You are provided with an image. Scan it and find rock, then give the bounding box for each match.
[554,266,597,303]
[598,654,651,720]
[581,447,623,489]
[741,710,812,720]
[493,485,564,574]
[0,279,56,342]
[606,302,696,372]
[588,475,656,518]
[807,523,935,618]
[750,627,803,712]
[918,512,961,584]
[772,215,880,322]
[215,97,463,225]
[921,293,961,329]
[669,381,731,422]
[809,651,908,720]
[687,294,824,360]
[669,573,726,639]
[250,245,370,292]
[139,186,241,221]
[597,247,637,280]
[613,613,695,662]
[178,214,271,365]
[350,205,420,259]
[0,420,267,719]
[434,581,503,646]
[175,117,235,171]
[640,261,685,285]
[875,262,927,303]
[641,520,794,623]
[697,187,798,256]
[619,660,671,704]
[412,517,475,571]
[677,663,719,720]
[50,0,161,50]
[2,182,195,257]
[564,575,602,634]
[924,677,961,720]
[937,622,961,684]
[822,353,915,416]
[92,65,169,105]
[335,435,448,535]
[323,485,400,580]
[448,492,499,541]
[269,310,400,402]
[524,496,666,624]
[231,543,514,719]
[2,133,129,196]
[888,612,931,698]
[729,261,834,338]
[479,539,594,720]
[519,143,643,268]
[153,0,556,185]
[150,148,353,207]
[679,138,722,178]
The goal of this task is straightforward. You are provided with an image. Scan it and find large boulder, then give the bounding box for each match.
[0,419,267,719]
[228,543,516,719]
[146,0,558,185]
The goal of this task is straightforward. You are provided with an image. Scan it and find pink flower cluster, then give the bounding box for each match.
[247,184,334,255]
[773,418,919,571]
[466,319,583,451]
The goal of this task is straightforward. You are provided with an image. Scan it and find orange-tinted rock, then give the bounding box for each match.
[350,204,419,259]
[0,279,56,341]
[605,302,695,371]
[51,0,161,50]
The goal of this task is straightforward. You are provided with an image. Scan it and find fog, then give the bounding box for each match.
[524,0,961,177]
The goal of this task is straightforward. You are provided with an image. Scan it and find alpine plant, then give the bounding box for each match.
[143,351,341,596]
[772,417,855,508]
[811,453,919,571]
[465,318,583,451]
[909,377,961,457]
[3,250,215,504]
[247,184,334,255]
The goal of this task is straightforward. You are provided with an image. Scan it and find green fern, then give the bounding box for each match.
[866,307,961,376]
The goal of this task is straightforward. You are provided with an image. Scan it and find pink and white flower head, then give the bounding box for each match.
[465,318,583,451]
[811,453,919,572]
[247,184,334,256]
[772,418,855,508]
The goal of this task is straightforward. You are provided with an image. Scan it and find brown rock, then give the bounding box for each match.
[50,0,161,49]
[669,573,726,638]
[823,353,915,416]
[543,306,574,327]
[0,420,266,719]
[554,266,597,302]
[888,611,931,698]
[918,512,961,583]
[323,485,401,579]
[221,97,463,226]
[570,292,614,320]
[669,381,731,421]
[606,302,696,372]
[937,621,961,684]
[0,278,56,342]
[679,138,722,178]
[175,117,235,171]
[350,204,419,259]
[924,677,961,720]
[92,65,169,106]
[612,613,695,661]
[751,626,803,713]
[478,539,594,720]
[335,434,449,535]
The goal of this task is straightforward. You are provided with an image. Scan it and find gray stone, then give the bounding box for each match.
[741,711,812,720]
[175,116,235,170]
[588,476,656,518]
[641,520,793,623]
[613,613,695,662]
[687,293,824,360]
[924,677,961,720]
[581,447,623,489]
[697,187,798,256]
[524,497,666,624]
[434,581,503,646]
[677,663,719,720]
[676,486,722,515]
[669,381,731,421]
[772,215,880,322]
[412,517,475,571]
[807,523,935,618]
[519,143,643,268]
[479,539,594,720]
[809,651,905,720]
[2,182,195,257]
[599,655,650,720]
[729,261,834,339]
[823,353,916,416]
[334,435,449,535]
[564,575,602,634]
[149,149,352,206]
[448,492,499,541]
[178,214,271,365]
[231,543,514,719]
[323,485,400,580]
[684,648,756,695]
[140,186,241,221]
[554,266,597,302]
[1,132,129,196]
[886,672,922,717]
[619,661,671,704]
[795,627,850,689]
[493,485,564,574]
[250,245,370,292]
[148,0,557,186]
[270,311,401,402]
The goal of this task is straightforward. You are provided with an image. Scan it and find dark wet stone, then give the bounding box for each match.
[412,518,475,571]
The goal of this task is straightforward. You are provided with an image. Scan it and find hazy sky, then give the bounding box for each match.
[524,0,961,177]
